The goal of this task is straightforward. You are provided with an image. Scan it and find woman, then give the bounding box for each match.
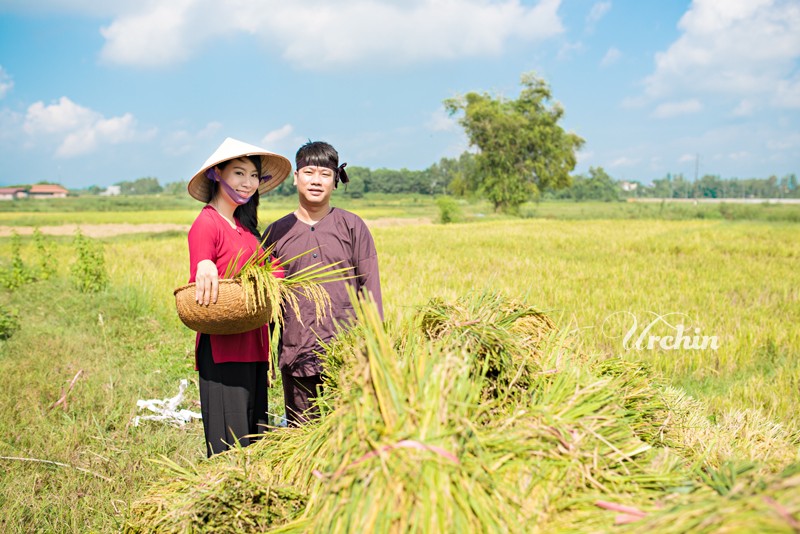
[186,137,291,457]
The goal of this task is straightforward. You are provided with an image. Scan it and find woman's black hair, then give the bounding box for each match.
[211,155,262,239]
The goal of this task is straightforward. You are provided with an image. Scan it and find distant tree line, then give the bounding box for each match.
[547,169,800,202]
[75,164,798,203]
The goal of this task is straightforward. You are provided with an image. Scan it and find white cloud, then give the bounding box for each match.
[727,151,750,161]
[0,0,139,17]
[260,123,304,156]
[586,1,611,30]
[163,130,194,156]
[100,0,200,67]
[426,108,456,132]
[23,97,148,157]
[766,132,800,151]
[24,97,98,135]
[0,66,13,99]
[557,41,584,61]
[678,153,696,163]
[600,47,621,67]
[610,156,637,168]
[163,121,223,156]
[651,99,702,119]
[732,99,755,117]
[98,0,565,68]
[641,0,800,108]
[262,124,294,145]
[773,76,800,108]
[0,109,23,142]
[198,121,222,138]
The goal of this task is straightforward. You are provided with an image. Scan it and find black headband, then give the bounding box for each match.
[296,161,349,188]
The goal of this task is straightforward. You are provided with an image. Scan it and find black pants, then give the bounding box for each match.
[281,370,323,427]
[197,334,269,457]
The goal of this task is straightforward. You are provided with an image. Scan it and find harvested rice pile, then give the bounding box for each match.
[126,292,799,533]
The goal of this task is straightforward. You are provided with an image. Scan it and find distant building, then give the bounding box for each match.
[100,185,121,196]
[0,187,29,200]
[620,181,639,192]
[28,184,69,198]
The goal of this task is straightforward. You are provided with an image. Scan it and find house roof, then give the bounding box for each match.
[0,187,27,194]
[29,184,69,194]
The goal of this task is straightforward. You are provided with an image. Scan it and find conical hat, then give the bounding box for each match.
[187,137,292,202]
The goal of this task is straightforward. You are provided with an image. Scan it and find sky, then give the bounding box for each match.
[0,0,798,189]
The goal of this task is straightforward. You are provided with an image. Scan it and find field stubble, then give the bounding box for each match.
[0,204,798,531]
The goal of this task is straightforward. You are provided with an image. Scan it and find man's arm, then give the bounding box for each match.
[354,222,383,320]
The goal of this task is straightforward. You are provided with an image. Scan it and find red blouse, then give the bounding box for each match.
[188,205,283,365]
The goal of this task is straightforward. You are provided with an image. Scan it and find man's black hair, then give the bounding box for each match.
[295,140,338,171]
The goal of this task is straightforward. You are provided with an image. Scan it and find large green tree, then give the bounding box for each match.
[444,72,584,212]
[116,176,163,195]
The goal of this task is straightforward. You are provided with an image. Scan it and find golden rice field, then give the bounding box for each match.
[0,199,798,531]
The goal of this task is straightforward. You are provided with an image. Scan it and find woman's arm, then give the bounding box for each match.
[189,212,220,305]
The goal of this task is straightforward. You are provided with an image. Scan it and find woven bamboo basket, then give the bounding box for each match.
[173,278,272,335]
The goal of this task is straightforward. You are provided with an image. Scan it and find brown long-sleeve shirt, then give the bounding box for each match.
[263,208,383,376]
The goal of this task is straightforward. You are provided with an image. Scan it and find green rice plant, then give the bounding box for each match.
[70,229,109,293]
[415,291,558,405]
[124,456,306,533]
[607,465,800,533]
[229,245,353,329]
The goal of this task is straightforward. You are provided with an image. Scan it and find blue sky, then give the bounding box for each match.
[0,0,798,189]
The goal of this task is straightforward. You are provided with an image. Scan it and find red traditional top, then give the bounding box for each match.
[188,205,283,365]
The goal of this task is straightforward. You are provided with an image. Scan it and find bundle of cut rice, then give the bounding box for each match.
[126,291,799,533]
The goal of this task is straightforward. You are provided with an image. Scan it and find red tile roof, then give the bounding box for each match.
[29,184,69,194]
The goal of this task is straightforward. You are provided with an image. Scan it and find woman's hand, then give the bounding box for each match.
[195,259,219,305]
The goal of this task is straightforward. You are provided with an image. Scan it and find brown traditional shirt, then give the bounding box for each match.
[263,208,383,376]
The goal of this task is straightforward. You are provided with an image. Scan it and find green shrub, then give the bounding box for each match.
[0,306,19,340]
[1,231,36,289]
[33,227,56,280]
[71,230,109,293]
[436,196,462,224]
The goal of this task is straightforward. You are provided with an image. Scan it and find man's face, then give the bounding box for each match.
[294,165,335,207]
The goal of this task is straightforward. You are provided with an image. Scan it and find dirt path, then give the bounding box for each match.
[0,217,432,238]
[0,223,190,238]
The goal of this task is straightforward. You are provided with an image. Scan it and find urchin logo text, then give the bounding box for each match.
[603,312,720,351]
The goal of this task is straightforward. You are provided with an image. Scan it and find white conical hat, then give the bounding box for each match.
[187,137,292,202]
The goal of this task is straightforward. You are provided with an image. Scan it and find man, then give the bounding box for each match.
[263,140,383,425]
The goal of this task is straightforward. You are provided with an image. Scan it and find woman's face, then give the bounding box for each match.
[216,157,259,202]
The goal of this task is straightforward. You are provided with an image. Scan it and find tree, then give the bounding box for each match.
[162,180,188,195]
[548,166,620,202]
[427,152,477,197]
[694,174,722,198]
[116,176,163,195]
[577,167,620,201]
[444,72,584,213]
